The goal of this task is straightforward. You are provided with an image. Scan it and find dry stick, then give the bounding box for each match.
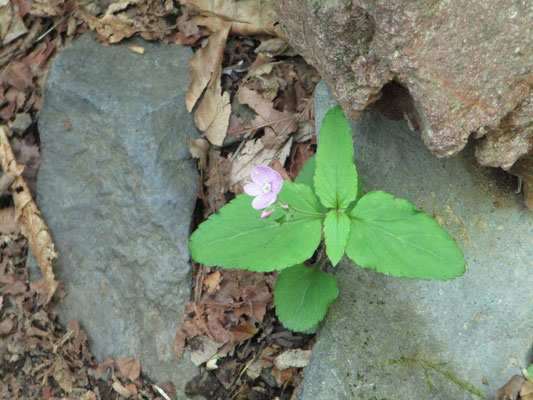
[0,172,15,196]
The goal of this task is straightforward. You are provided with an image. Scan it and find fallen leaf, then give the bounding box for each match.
[204,149,231,214]
[255,38,290,56]
[271,366,296,386]
[237,86,297,135]
[229,132,293,186]
[186,24,231,112]
[521,381,533,400]
[188,138,210,171]
[189,336,220,366]
[0,317,15,334]
[194,68,231,146]
[0,5,28,45]
[115,357,141,381]
[112,380,132,397]
[203,270,221,294]
[128,46,145,54]
[173,328,187,358]
[0,126,58,303]
[497,375,526,400]
[0,207,19,235]
[274,349,311,370]
[52,357,74,393]
[183,0,285,37]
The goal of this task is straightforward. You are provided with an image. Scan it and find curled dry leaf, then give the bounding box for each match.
[115,357,141,381]
[203,270,221,294]
[127,46,145,54]
[188,137,210,171]
[186,24,231,112]
[0,126,58,303]
[182,0,285,37]
[237,86,297,135]
[229,129,293,186]
[112,380,133,398]
[194,68,231,146]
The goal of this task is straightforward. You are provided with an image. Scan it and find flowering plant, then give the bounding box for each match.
[190,106,465,332]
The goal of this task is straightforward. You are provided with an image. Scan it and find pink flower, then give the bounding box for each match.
[260,208,275,219]
[243,165,283,210]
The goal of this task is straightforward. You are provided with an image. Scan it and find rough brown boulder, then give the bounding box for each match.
[275,0,533,174]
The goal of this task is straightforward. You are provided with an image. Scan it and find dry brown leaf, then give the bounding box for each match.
[0,317,14,334]
[128,46,145,54]
[52,357,74,393]
[0,207,19,235]
[183,0,285,37]
[497,375,526,400]
[173,328,187,358]
[186,24,231,112]
[188,138,210,171]
[194,68,231,146]
[237,86,297,135]
[205,149,231,214]
[203,270,221,294]
[229,132,293,186]
[112,380,132,397]
[0,126,58,303]
[0,4,29,46]
[115,357,141,381]
[189,335,220,366]
[274,349,311,370]
[522,381,533,400]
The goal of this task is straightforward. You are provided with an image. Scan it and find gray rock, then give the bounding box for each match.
[36,34,199,395]
[298,81,533,400]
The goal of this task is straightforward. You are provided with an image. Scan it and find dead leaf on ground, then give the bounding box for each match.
[274,349,311,370]
[194,68,231,146]
[237,86,297,136]
[497,375,528,400]
[229,129,293,186]
[188,138,210,172]
[186,24,231,113]
[115,357,141,381]
[112,380,132,397]
[190,335,220,366]
[182,0,285,38]
[204,149,231,215]
[0,207,19,235]
[204,270,221,294]
[0,126,58,303]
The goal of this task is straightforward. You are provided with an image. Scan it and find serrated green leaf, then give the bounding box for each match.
[274,264,339,332]
[278,179,322,215]
[314,105,359,209]
[295,155,316,188]
[346,191,466,280]
[189,181,323,272]
[323,210,351,266]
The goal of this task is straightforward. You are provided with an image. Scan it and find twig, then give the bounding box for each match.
[229,129,253,162]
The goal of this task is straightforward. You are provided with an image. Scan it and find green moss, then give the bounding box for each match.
[389,356,486,399]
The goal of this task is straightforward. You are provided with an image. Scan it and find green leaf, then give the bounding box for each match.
[526,364,533,383]
[294,155,316,188]
[346,191,466,280]
[278,179,322,215]
[274,264,339,332]
[314,105,359,209]
[323,210,351,266]
[189,181,323,272]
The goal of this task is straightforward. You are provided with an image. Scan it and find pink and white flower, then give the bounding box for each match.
[243,165,283,210]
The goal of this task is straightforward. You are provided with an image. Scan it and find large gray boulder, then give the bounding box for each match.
[36,34,198,394]
[298,82,533,400]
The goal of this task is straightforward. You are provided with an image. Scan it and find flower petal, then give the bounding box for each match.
[252,192,277,210]
[251,165,277,185]
[271,176,284,195]
[260,208,275,219]
[243,182,263,196]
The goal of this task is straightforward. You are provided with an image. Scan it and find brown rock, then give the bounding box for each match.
[275,0,533,168]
